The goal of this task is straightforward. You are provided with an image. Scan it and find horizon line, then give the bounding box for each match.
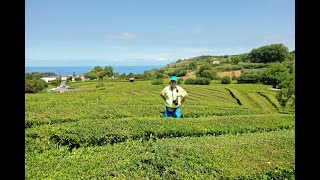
[25,65,166,67]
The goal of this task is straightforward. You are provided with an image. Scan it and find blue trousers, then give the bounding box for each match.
[164,107,181,118]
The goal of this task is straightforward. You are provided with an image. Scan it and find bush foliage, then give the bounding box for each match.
[185,77,211,85]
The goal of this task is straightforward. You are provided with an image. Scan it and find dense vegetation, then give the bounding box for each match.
[25,43,295,179]
[248,43,293,63]
[26,44,295,109]
[26,78,294,179]
[25,72,54,93]
[184,77,211,85]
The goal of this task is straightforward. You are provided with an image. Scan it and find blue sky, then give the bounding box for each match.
[25,0,295,67]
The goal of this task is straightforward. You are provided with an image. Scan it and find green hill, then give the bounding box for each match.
[25,43,295,179]
[142,44,294,80]
[26,79,294,179]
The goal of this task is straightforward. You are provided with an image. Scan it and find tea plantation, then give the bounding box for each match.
[25,80,294,179]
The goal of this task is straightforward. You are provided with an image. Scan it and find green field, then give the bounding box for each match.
[25,80,295,179]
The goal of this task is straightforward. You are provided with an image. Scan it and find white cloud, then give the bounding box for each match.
[106,32,137,40]
[155,57,167,61]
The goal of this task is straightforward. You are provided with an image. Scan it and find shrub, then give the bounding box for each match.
[241,69,263,75]
[25,79,48,93]
[185,77,211,85]
[260,62,290,88]
[238,62,269,69]
[167,68,187,77]
[25,80,37,93]
[196,64,218,80]
[84,72,98,80]
[155,73,165,79]
[214,64,243,71]
[151,79,163,85]
[237,74,261,84]
[184,78,195,85]
[221,76,231,84]
[200,69,218,80]
[230,56,242,65]
[197,77,211,85]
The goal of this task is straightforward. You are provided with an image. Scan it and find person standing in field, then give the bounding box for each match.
[160,76,188,118]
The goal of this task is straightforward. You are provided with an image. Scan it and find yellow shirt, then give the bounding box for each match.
[160,85,188,108]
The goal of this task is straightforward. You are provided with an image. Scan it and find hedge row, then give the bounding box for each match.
[26,129,294,179]
[25,103,270,128]
[26,114,294,152]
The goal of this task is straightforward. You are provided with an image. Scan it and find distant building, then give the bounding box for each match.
[80,76,89,81]
[41,76,58,83]
[71,76,79,82]
[212,61,220,64]
[61,76,68,81]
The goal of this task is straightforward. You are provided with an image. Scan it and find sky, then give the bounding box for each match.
[25,0,295,67]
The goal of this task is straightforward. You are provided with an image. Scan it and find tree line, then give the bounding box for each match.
[25,43,295,109]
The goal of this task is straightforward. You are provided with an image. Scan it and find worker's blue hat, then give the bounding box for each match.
[170,76,178,81]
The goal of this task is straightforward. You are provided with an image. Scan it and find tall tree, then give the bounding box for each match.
[276,74,295,108]
[196,63,218,80]
[261,62,290,88]
[104,65,114,77]
[249,43,291,63]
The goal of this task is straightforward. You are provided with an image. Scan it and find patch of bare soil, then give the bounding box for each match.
[180,70,242,79]
[217,70,242,78]
[181,71,196,79]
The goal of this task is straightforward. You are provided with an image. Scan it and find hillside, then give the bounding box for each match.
[25,43,295,179]
[26,80,294,179]
[144,44,294,82]
[147,54,252,79]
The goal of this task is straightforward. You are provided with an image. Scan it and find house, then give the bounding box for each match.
[212,61,220,64]
[80,76,89,81]
[41,76,58,83]
[41,75,75,83]
[61,76,68,81]
[71,76,78,82]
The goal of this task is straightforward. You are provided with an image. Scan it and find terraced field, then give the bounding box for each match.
[25,80,295,179]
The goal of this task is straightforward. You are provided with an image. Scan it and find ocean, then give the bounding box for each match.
[25,65,163,76]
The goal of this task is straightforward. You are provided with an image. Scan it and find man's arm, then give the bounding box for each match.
[179,87,188,105]
[160,93,166,101]
[160,87,167,101]
[180,95,187,105]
